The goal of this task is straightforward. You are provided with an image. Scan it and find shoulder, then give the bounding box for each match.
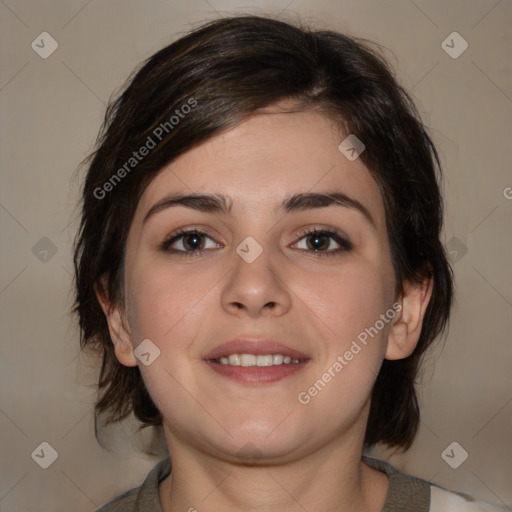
[430,485,507,512]
[363,455,430,510]
[96,457,171,512]
[363,456,506,512]
[96,488,138,512]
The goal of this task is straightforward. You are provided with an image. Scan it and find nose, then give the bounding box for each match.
[221,243,292,319]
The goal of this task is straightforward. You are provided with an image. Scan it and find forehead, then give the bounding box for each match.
[134,107,385,229]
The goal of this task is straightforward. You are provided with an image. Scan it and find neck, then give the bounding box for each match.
[158,427,389,512]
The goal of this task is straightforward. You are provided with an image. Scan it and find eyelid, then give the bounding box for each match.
[294,225,348,240]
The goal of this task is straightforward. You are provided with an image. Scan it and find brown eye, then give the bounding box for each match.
[305,233,331,251]
[182,232,205,251]
[162,229,220,254]
[293,229,352,256]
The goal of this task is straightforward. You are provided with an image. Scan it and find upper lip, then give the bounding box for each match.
[203,338,310,360]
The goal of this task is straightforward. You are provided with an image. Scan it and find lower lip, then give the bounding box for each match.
[204,360,309,384]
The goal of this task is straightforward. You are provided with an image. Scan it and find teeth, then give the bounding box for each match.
[216,354,303,366]
[272,354,284,365]
[257,354,273,366]
[240,354,256,367]
[228,354,240,366]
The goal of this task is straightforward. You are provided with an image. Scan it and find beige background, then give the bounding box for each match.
[1,0,511,510]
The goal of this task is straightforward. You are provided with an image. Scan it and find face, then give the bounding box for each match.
[114,105,401,463]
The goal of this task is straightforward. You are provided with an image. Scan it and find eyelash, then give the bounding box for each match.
[161,227,352,258]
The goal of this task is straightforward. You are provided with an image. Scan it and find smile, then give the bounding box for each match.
[205,356,310,385]
[213,354,304,366]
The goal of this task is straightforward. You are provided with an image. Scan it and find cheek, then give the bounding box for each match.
[297,261,394,398]
[304,260,394,344]
[123,263,215,419]
[125,260,213,343]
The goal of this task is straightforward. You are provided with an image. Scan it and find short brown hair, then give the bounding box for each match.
[73,14,453,450]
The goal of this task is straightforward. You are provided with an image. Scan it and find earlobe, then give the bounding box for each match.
[94,278,138,367]
[386,276,433,360]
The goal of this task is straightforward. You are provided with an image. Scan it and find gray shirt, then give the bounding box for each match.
[96,455,431,511]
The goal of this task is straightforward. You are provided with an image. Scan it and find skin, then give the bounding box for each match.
[97,102,432,512]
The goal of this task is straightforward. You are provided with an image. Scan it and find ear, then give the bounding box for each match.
[386,276,433,360]
[94,276,137,367]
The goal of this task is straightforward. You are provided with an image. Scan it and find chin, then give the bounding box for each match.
[209,418,315,464]
[221,437,305,465]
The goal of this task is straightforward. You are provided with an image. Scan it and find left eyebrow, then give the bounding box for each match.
[143,190,376,229]
[281,191,376,229]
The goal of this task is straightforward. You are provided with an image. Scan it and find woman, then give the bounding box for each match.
[73,15,504,512]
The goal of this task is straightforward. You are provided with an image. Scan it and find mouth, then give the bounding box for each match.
[211,353,307,366]
[203,339,310,385]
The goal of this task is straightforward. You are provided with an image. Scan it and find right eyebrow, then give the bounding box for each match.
[143,193,233,224]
